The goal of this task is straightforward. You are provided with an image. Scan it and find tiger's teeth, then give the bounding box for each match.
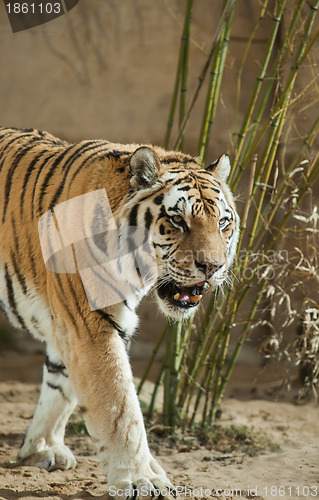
[174,293,180,301]
[190,295,202,304]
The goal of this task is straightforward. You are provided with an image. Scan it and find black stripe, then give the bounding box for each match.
[11,213,21,254]
[10,250,28,295]
[144,208,153,230]
[96,310,129,341]
[53,273,86,333]
[153,242,172,250]
[153,194,164,205]
[68,145,109,185]
[31,151,57,219]
[2,139,40,223]
[168,196,186,213]
[45,355,68,376]
[37,145,78,215]
[104,149,128,160]
[46,381,68,400]
[4,264,27,330]
[26,233,38,283]
[48,141,101,210]
[203,197,216,205]
[0,131,35,172]
[156,205,167,222]
[129,203,139,227]
[161,156,193,165]
[20,150,48,217]
[3,126,34,133]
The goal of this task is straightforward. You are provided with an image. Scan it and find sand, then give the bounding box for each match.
[0,349,318,500]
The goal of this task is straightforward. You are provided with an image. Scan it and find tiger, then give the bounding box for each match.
[0,126,239,498]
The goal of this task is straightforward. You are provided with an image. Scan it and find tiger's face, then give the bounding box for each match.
[126,147,239,319]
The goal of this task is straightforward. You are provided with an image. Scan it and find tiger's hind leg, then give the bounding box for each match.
[17,343,77,471]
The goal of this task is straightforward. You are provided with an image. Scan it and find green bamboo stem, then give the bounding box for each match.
[247,110,288,249]
[178,0,193,151]
[231,0,287,174]
[163,321,183,429]
[191,345,219,428]
[173,0,237,150]
[232,0,319,189]
[178,317,222,411]
[183,330,221,423]
[243,55,299,249]
[199,364,216,428]
[232,0,270,143]
[137,322,168,395]
[163,0,193,149]
[251,0,319,196]
[263,162,319,251]
[208,325,232,425]
[176,315,195,389]
[147,365,165,420]
[252,117,319,252]
[197,32,224,161]
[200,324,231,427]
[197,0,236,162]
[230,0,306,188]
[207,283,266,428]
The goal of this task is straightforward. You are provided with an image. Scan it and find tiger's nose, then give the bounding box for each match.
[195,260,223,279]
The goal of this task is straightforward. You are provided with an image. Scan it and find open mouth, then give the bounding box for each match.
[157,280,206,309]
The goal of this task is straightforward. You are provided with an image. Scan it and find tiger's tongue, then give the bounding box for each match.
[177,282,205,303]
[179,290,191,302]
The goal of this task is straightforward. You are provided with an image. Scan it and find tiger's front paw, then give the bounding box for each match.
[108,457,175,499]
[17,439,77,471]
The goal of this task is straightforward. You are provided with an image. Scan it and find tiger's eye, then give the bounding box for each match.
[218,217,229,229]
[171,215,183,224]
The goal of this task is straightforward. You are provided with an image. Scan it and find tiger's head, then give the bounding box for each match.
[123,146,239,319]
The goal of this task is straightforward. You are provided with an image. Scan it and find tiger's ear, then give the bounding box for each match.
[130,147,160,189]
[206,154,231,182]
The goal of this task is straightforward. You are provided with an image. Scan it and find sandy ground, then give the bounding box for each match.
[0,348,318,500]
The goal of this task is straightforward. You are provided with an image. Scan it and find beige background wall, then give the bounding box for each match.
[0,0,274,156]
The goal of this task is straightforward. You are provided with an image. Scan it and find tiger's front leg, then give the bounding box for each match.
[61,325,173,498]
[17,343,77,471]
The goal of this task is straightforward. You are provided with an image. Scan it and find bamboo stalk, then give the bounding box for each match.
[229,0,306,188]
[147,365,165,420]
[144,0,319,431]
[232,0,270,144]
[173,0,237,150]
[163,0,193,149]
[137,322,168,395]
[163,321,183,429]
[231,0,287,175]
[197,0,236,162]
[178,0,193,151]
[231,0,319,189]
